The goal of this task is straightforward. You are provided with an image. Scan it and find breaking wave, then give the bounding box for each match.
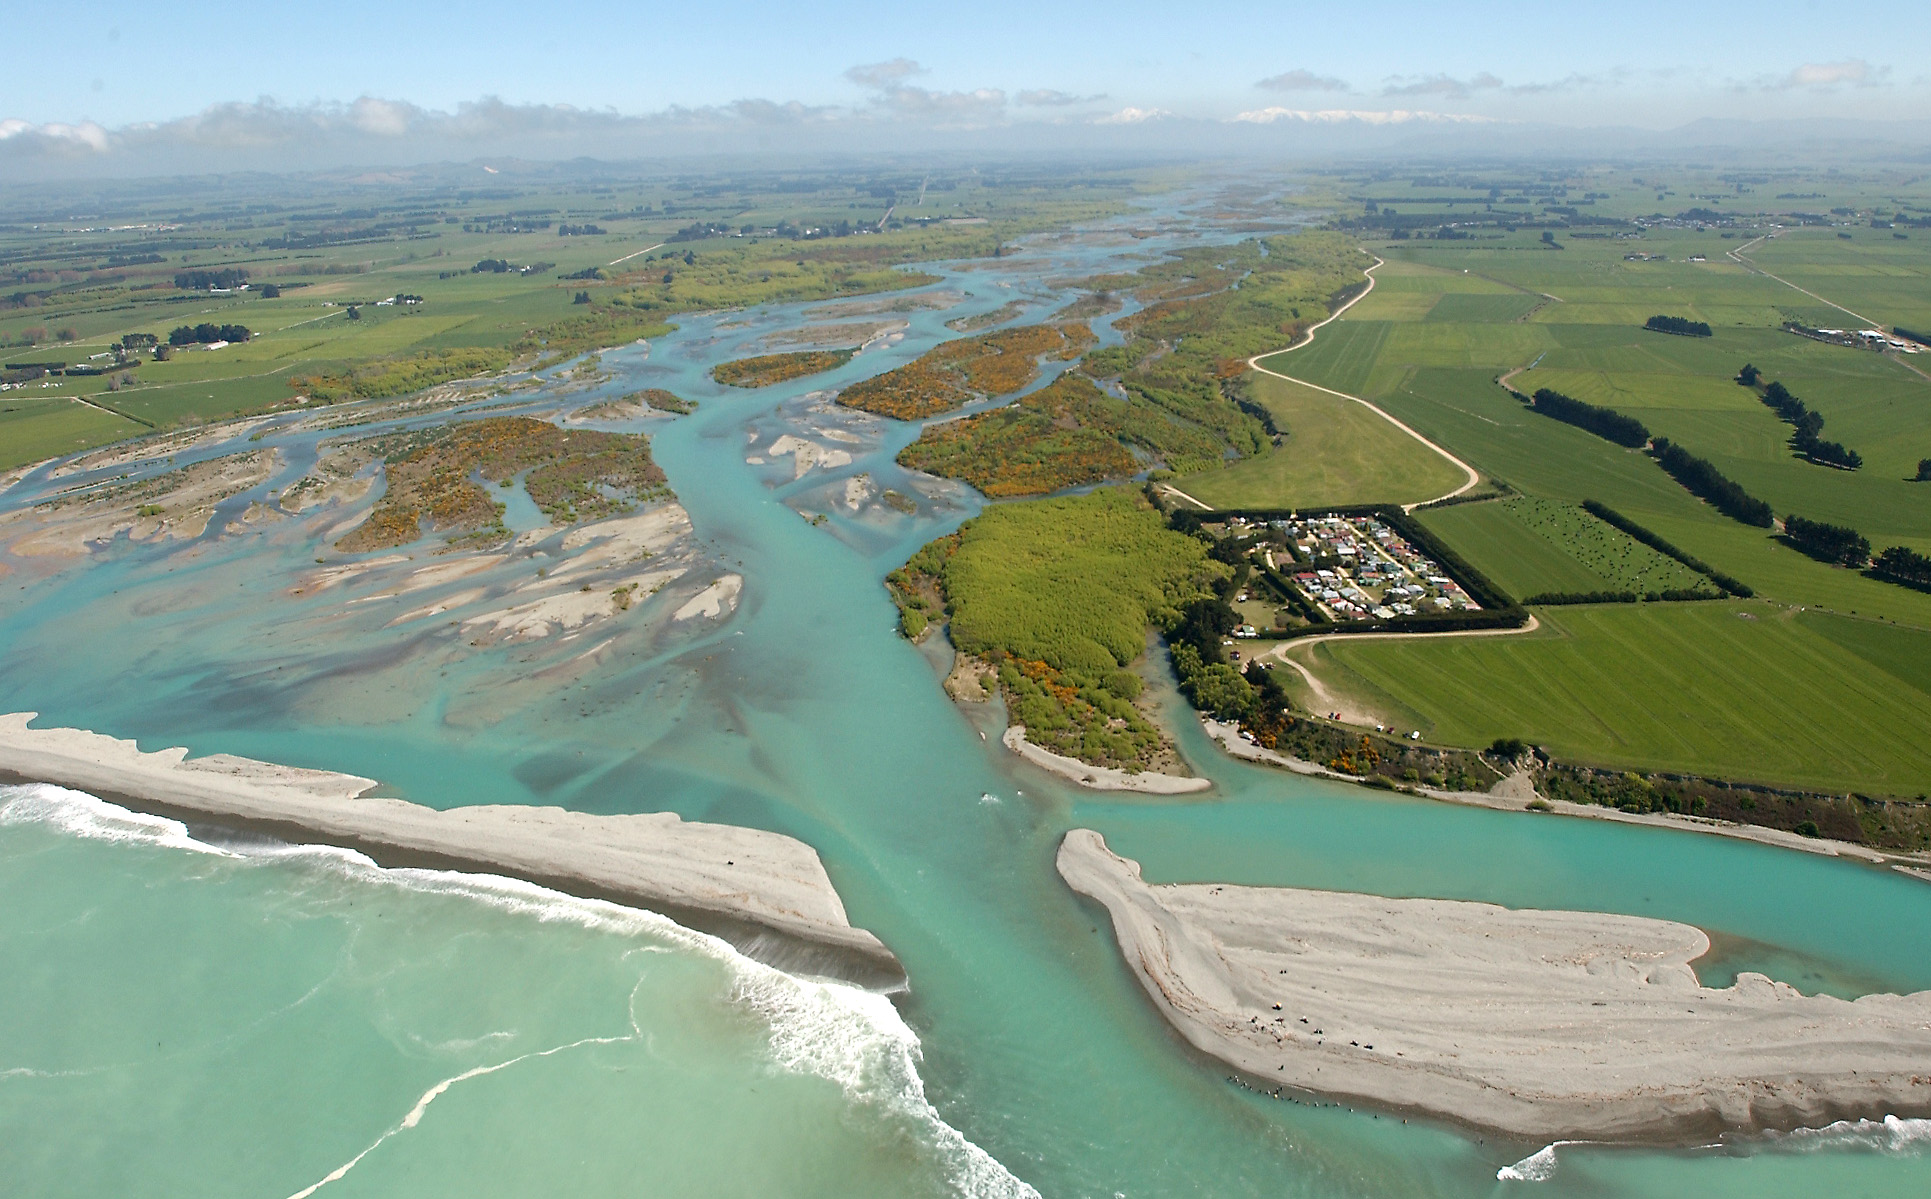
[1499,1115,1930,1182]
[1767,1114,1931,1156]
[0,781,1038,1199]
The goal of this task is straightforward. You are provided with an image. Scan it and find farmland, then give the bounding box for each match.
[1176,165,1931,795]
[1304,602,1931,795]
[0,163,1137,470]
[1418,498,1711,599]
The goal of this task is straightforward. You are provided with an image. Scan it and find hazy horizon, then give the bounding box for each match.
[5,1,1929,178]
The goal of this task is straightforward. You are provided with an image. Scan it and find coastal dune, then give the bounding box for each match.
[1058,828,1931,1142]
[0,713,901,987]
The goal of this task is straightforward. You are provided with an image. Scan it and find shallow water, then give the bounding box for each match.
[2,185,1927,1197]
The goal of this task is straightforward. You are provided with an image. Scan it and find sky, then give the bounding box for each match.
[3,0,1926,174]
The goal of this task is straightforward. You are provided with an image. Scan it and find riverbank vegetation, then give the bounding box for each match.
[897,372,1229,496]
[892,231,1386,502]
[889,488,1224,769]
[1084,232,1371,473]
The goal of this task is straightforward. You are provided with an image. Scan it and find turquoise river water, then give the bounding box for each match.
[2,187,1928,1197]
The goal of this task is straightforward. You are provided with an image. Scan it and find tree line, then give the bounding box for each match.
[174,268,249,291]
[1526,387,1651,448]
[1873,545,1931,590]
[1648,439,1775,526]
[1580,500,1753,596]
[1774,513,1931,596]
[1739,365,1862,469]
[1783,515,1870,567]
[1522,587,1721,605]
[1645,314,1712,337]
[168,323,251,345]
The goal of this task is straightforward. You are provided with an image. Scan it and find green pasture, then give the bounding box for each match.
[1179,373,1464,509]
[1310,601,1931,795]
[0,398,146,471]
[1419,498,1707,598]
[1233,183,1931,788]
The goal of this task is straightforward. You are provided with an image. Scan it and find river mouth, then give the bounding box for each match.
[2,182,1929,1198]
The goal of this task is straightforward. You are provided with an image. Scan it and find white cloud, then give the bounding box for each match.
[0,118,110,151]
[1095,106,1170,124]
[1231,107,1497,125]
[1381,72,1504,99]
[841,58,1008,125]
[874,86,1007,119]
[1778,59,1885,89]
[1255,69,1348,93]
[844,58,926,89]
[1015,88,1105,107]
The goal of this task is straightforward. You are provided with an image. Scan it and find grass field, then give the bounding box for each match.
[1310,602,1931,795]
[1209,167,1931,791]
[1419,498,1708,598]
[1180,374,1465,508]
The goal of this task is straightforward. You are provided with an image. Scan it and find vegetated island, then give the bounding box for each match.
[838,323,1091,419]
[1059,828,1931,1142]
[333,416,671,552]
[889,488,1222,786]
[898,372,1171,497]
[712,348,856,388]
[0,713,901,986]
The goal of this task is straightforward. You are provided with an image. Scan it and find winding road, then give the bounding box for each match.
[1261,614,1542,727]
[1243,256,1482,512]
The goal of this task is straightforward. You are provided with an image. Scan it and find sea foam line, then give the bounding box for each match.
[285,999,644,1199]
[1,780,1039,1199]
[1499,1116,1931,1182]
[1768,1114,1931,1155]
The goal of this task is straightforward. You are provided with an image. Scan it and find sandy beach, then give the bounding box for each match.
[0,713,901,987]
[1058,828,1931,1142]
[1002,726,1210,794]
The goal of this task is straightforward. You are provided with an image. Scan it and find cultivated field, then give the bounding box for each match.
[1419,498,1709,598]
[1307,602,1931,795]
[1196,166,1931,792]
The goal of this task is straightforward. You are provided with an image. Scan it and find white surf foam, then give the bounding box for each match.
[1768,1114,1931,1156]
[1,780,1039,1199]
[1496,1142,1565,1182]
[0,782,232,857]
[1498,1115,1931,1182]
